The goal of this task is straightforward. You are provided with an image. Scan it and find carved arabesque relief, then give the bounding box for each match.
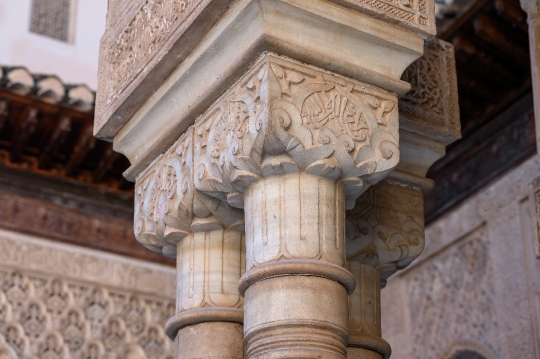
[193,54,400,210]
[400,39,461,144]
[134,54,400,257]
[331,0,435,37]
[134,127,245,256]
[100,0,199,112]
[0,269,175,359]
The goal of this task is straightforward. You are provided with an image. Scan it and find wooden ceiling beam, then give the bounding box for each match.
[92,146,119,183]
[38,115,72,169]
[65,125,97,176]
[10,107,39,162]
[0,100,8,132]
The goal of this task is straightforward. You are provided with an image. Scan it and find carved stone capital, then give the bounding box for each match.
[193,53,400,210]
[134,128,245,256]
[344,39,460,359]
[346,181,424,283]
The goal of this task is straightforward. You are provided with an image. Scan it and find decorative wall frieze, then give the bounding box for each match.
[0,229,175,297]
[399,39,461,145]
[0,229,176,359]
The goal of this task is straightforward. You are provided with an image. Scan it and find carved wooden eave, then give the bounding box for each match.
[0,65,176,265]
[0,65,133,193]
[96,0,433,182]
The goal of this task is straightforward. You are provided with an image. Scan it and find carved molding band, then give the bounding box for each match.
[331,0,436,38]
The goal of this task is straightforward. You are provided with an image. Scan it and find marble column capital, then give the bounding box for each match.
[192,54,401,210]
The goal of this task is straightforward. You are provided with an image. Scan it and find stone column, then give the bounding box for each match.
[192,54,403,359]
[521,0,540,259]
[95,1,441,358]
[133,131,246,359]
[345,39,461,359]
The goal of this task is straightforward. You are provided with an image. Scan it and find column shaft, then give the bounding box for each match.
[240,173,355,359]
[347,263,389,359]
[167,229,245,359]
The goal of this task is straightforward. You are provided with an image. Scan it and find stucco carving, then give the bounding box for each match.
[0,230,175,296]
[101,0,199,108]
[406,227,499,359]
[0,230,176,359]
[400,39,461,144]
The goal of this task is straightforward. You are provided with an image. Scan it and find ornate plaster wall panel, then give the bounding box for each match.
[399,39,461,145]
[0,229,176,359]
[381,156,540,359]
[330,0,436,38]
[407,226,499,359]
